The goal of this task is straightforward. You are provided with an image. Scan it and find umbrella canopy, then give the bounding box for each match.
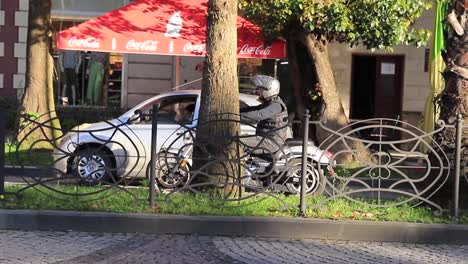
[56,0,286,59]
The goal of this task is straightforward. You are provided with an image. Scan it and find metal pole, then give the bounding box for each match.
[274,59,279,79]
[237,131,242,203]
[81,52,86,105]
[0,107,5,197]
[300,109,310,216]
[453,114,463,218]
[149,104,159,208]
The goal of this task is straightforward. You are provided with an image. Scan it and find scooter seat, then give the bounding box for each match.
[252,153,275,161]
[284,138,315,146]
[251,147,289,161]
[249,139,313,161]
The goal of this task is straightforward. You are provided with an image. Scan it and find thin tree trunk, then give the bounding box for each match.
[195,0,241,198]
[301,33,371,163]
[19,0,61,145]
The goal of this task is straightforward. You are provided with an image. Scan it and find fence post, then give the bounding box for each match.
[453,114,463,218]
[300,109,310,216]
[149,104,159,208]
[0,106,5,197]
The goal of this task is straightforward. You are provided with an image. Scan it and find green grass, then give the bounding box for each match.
[0,185,299,217]
[1,185,466,224]
[305,196,459,224]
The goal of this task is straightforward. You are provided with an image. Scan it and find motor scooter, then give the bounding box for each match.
[153,131,334,195]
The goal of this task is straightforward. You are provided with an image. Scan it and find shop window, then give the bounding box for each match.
[106,54,123,107]
[53,50,123,107]
[238,58,262,95]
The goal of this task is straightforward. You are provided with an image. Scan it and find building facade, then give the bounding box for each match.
[0,0,434,126]
[0,0,29,99]
[328,9,433,124]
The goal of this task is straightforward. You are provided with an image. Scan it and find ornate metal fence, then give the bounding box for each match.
[313,118,451,214]
[0,105,466,217]
[0,107,147,204]
[312,114,467,216]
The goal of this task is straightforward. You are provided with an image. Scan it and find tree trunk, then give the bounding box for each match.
[286,32,322,142]
[300,32,371,163]
[195,0,241,198]
[286,34,306,118]
[19,0,61,145]
[436,0,468,165]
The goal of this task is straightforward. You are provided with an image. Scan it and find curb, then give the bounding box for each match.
[1,210,467,244]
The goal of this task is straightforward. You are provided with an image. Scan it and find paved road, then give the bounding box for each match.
[1,230,467,264]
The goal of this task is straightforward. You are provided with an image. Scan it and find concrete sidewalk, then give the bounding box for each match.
[0,209,467,244]
[3,231,467,264]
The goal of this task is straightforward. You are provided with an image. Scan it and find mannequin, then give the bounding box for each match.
[60,50,81,105]
[86,52,108,105]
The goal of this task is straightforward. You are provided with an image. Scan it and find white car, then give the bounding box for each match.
[54,89,333,192]
[53,90,261,183]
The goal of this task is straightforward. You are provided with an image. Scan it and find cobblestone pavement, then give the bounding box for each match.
[1,230,468,264]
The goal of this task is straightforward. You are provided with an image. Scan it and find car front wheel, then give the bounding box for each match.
[72,148,114,185]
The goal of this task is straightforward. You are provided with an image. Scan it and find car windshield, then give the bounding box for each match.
[120,92,259,123]
[125,94,198,125]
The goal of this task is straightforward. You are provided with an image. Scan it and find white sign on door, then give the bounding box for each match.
[381,62,396,75]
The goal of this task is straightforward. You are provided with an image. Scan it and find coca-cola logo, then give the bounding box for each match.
[239,44,272,56]
[126,40,158,51]
[68,37,100,49]
[183,43,206,53]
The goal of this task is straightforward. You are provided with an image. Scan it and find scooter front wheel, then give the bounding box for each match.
[285,158,324,196]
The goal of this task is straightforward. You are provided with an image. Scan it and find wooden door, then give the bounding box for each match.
[374,57,404,119]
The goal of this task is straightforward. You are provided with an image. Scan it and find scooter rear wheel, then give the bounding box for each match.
[146,152,191,190]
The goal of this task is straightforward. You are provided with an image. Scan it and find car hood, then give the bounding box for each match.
[70,118,127,132]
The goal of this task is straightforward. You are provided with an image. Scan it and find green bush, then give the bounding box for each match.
[0,96,20,132]
[0,100,125,140]
[56,106,124,133]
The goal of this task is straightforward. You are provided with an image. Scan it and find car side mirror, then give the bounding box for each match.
[127,109,142,124]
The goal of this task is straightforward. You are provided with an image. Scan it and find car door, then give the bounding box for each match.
[119,94,199,177]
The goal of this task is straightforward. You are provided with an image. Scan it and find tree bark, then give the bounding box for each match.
[436,0,468,165]
[195,0,241,198]
[19,0,61,144]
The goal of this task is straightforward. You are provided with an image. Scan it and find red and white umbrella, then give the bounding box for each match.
[56,0,286,59]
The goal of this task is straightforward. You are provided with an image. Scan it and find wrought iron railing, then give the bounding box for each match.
[313,117,451,215]
[0,105,466,217]
[0,107,146,203]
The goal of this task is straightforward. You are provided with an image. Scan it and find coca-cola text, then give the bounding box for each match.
[183,43,206,53]
[126,40,159,51]
[239,44,272,56]
[68,37,100,49]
